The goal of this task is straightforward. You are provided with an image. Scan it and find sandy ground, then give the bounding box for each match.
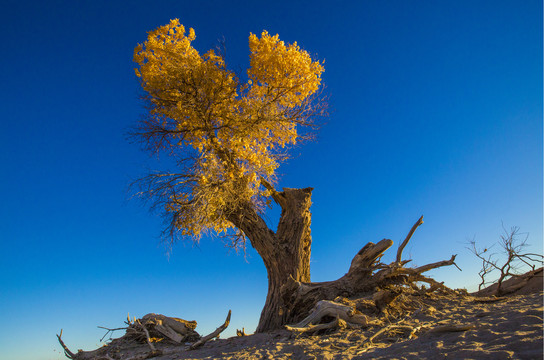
[66,271,543,360]
[154,291,543,360]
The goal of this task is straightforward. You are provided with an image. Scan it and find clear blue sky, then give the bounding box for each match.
[1,1,541,359]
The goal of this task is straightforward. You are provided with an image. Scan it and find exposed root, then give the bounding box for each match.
[282,216,462,327]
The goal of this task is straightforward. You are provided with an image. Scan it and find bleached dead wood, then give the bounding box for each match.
[57,311,230,359]
[286,300,368,332]
[141,313,197,335]
[154,324,184,343]
[286,316,348,333]
[190,310,231,350]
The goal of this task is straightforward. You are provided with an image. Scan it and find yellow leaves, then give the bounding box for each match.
[134,20,324,240]
[247,30,324,107]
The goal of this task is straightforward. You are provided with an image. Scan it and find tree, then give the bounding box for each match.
[467,225,543,296]
[132,20,459,332]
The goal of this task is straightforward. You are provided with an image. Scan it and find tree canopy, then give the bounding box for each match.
[133,19,325,245]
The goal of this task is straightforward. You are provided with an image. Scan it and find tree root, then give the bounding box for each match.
[285,300,371,333]
[281,216,461,327]
[286,316,348,334]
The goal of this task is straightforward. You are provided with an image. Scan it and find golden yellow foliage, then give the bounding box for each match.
[133,19,325,243]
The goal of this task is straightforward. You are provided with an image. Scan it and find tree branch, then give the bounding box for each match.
[413,254,461,274]
[190,310,231,350]
[396,215,424,263]
[56,330,76,360]
[260,178,287,208]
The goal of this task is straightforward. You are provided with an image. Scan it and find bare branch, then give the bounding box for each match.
[97,326,128,342]
[190,310,231,350]
[413,254,460,274]
[56,329,76,360]
[468,225,543,295]
[396,216,424,263]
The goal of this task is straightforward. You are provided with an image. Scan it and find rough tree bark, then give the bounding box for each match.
[228,187,313,332]
[228,185,458,333]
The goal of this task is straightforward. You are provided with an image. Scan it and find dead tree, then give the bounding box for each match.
[468,225,543,295]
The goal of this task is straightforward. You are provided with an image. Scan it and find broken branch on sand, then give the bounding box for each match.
[190,310,231,350]
[56,311,231,359]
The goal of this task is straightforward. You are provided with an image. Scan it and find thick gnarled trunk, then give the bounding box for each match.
[228,187,313,332]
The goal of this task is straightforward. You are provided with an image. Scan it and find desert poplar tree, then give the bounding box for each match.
[132,20,459,332]
[133,20,325,331]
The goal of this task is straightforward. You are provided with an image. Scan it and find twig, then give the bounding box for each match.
[97,326,128,342]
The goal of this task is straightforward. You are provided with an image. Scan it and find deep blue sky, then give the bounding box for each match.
[1,1,542,359]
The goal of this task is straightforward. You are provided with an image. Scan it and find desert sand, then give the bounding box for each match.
[60,269,543,360]
[156,292,543,360]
